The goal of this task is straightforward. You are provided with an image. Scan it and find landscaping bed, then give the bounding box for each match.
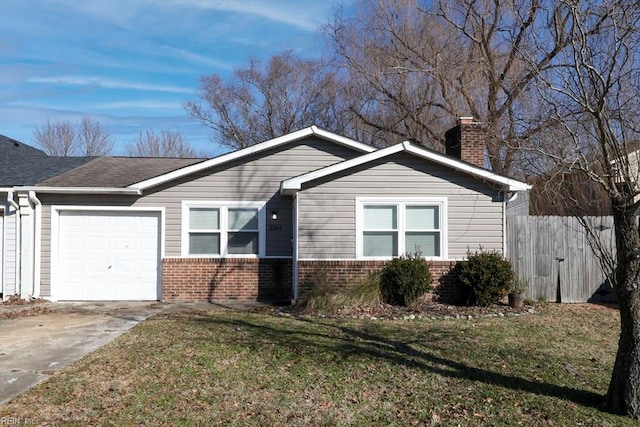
[271,299,535,321]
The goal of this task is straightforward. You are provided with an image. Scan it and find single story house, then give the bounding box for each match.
[2,118,530,302]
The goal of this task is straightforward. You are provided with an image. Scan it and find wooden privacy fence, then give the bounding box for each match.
[506,216,616,303]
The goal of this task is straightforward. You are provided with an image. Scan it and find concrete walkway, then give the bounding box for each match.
[0,302,171,405]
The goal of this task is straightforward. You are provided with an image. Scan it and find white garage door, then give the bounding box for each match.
[55,210,161,300]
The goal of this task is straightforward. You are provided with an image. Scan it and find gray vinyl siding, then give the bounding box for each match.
[297,152,504,260]
[37,137,364,296]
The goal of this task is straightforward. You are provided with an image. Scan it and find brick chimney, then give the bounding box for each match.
[444,117,486,168]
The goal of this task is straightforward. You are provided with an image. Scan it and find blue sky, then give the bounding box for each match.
[0,0,347,156]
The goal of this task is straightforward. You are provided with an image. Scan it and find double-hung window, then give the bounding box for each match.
[358,198,446,259]
[183,202,265,257]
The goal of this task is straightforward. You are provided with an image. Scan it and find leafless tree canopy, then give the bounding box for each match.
[327,0,611,175]
[77,116,114,156]
[125,130,198,158]
[185,51,350,150]
[33,117,113,156]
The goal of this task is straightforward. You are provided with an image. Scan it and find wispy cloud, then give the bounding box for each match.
[27,76,193,94]
[160,46,234,71]
[0,0,347,153]
[161,0,330,31]
[94,100,184,110]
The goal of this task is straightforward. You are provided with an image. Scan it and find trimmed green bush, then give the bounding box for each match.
[459,250,514,306]
[380,253,433,306]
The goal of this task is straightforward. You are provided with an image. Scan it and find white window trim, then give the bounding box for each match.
[356,197,447,260]
[181,201,266,258]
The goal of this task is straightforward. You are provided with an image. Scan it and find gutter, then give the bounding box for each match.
[14,186,142,195]
[7,191,21,300]
[27,191,41,299]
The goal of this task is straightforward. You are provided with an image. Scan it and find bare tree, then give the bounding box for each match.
[125,130,197,158]
[77,116,114,156]
[33,117,113,156]
[185,51,350,150]
[33,119,77,156]
[328,0,609,175]
[531,1,640,417]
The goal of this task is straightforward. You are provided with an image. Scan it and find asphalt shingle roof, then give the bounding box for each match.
[0,135,96,186]
[38,157,206,188]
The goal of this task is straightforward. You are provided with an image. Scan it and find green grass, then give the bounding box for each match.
[1,303,631,426]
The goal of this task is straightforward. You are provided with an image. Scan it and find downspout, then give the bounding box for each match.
[504,190,520,259]
[27,191,41,299]
[292,194,299,302]
[7,191,21,299]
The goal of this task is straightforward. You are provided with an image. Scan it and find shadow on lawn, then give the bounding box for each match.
[189,314,603,409]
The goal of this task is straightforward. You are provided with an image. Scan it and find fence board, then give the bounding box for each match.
[507,216,616,303]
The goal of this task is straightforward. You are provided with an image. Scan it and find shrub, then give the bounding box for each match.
[303,270,381,313]
[459,250,514,306]
[302,268,336,312]
[380,253,433,306]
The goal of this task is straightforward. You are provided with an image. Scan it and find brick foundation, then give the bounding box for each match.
[161,258,466,304]
[162,258,292,302]
[297,260,464,303]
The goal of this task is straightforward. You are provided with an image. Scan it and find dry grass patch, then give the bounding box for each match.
[0,303,631,426]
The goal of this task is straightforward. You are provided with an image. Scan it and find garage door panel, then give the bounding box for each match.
[88,237,110,249]
[139,239,158,250]
[88,259,110,271]
[55,210,161,301]
[114,237,135,251]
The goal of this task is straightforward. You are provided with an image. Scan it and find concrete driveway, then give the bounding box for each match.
[0,302,170,405]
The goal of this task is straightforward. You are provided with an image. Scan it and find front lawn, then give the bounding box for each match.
[1,303,630,426]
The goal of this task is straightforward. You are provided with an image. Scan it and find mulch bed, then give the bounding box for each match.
[265,300,535,321]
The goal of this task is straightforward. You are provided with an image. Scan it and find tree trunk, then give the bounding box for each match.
[602,204,640,417]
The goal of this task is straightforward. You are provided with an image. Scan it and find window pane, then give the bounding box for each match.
[406,206,439,230]
[190,208,219,230]
[363,205,397,229]
[363,232,397,256]
[405,232,440,257]
[228,208,258,230]
[189,233,220,255]
[228,232,258,254]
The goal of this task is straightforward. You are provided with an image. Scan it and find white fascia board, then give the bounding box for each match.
[281,141,531,194]
[13,186,142,195]
[402,143,532,191]
[281,143,406,195]
[131,126,375,191]
[312,127,376,153]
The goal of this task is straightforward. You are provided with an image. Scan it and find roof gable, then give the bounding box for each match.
[281,141,531,194]
[130,126,376,190]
